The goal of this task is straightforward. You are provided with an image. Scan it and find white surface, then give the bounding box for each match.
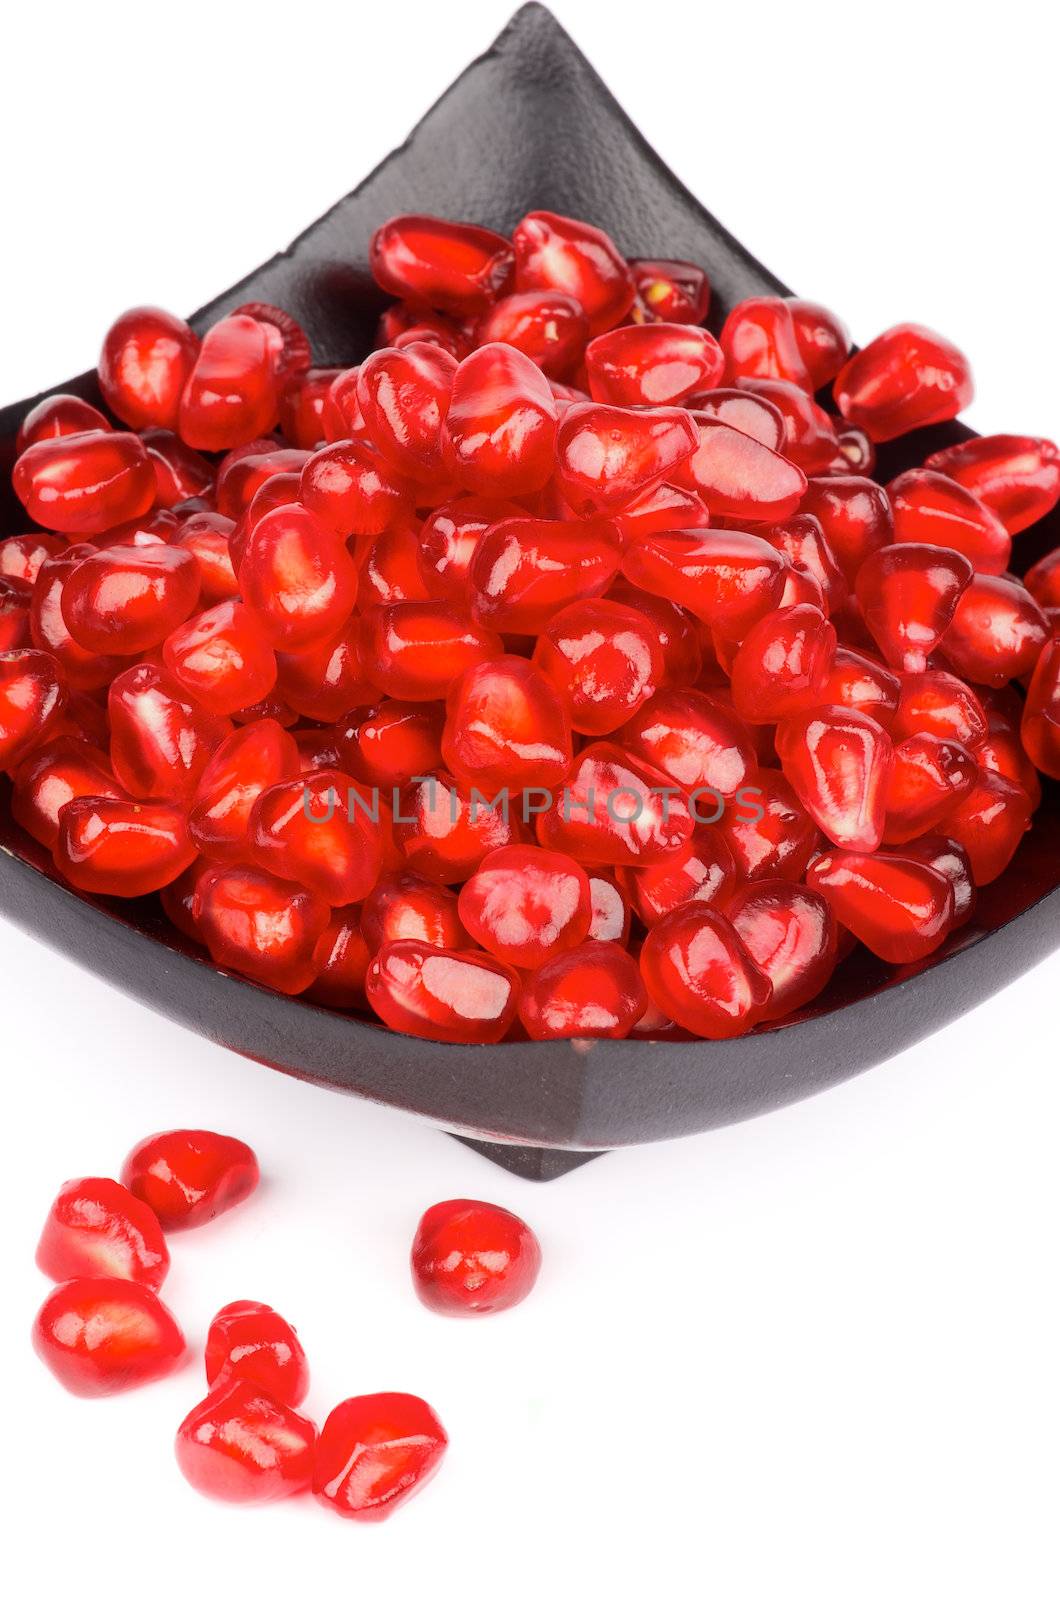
[3,1,1059,1595]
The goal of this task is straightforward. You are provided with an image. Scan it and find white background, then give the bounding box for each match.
[3,1,1058,1594]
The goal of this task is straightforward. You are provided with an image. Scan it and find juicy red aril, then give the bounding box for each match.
[0,532,63,590]
[179,314,279,450]
[890,669,989,747]
[313,1392,448,1521]
[833,324,973,442]
[620,686,759,801]
[61,543,201,656]
[924,434,1060,534]
[16,392,111,452]
[362,599,501,699]
[279,365,346,448]
[176,1380,316,1504]
[14,430,156,537]
[371,214,514,314]
[308,908,371,1007]
[99,307,200,431]
[300,438,413,538]
[458,845,591,969]
[172,511,239,602]
[357,341,457,483]
[943,770,1032,884]
[232,302,312,383]
[0,580,30,651]
[800,475,893,586]
[361,870,466,953]
[777,705,894,851]
[730,604,837,723]
[33,1278,184,1397]
[251,768,382,906]
[144,428,216,507]
[109,661,230,800]
[513,210,634,336]
[194,864,329,993]
[616,830,736,926]
[416,496,520,603]
[189,719,299,862]
[215,445,309,521]
[469,516,621,633]
[122,1130,258,1233]
[675,415,806,521]
[477,290,588,376]
[366,939,518,1043]
[163,599,277,715]
[758,513,846,614]
[442,654,571,792]
[587,869,631,944]
[56,795,196,896]
[533,598,664,735]
[239,502,359,650]
[688,386,785,451]
[720,297,812,388]
[556,401,698,513]
[883,732,979,844]
[36,1175,169,1288]
[1022,638,1060,779]
[806,849,956,963]
[344,700,444,789]
[395,771,528,883]
[203,1300,307,1402]
[622,528,786,637]
[733,376,838,474]
[940,574,1049,687]
[728,879,837,1021]
[275,616,375,722]
[629,257,710,324]
[536,741,694,866]
[786,298,851,390]
[607,582,704,688]
[585,323,724,407]
[443,343,558,496]
[855,542,973,673]
[11,736,124,848]
[887,468,1012,575]
[412,1199,541,1316]
[641,904,772,1039]
[1026,548,1060,610]
[0,648,66,770]
[518,941,647,1039]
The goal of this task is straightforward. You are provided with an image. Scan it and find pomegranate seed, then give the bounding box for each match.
[109,661,230,800]
[730,603,837,723]
[300,438,413,539]
[587,868,631,944]
[16,392,111,452]
[366,939,518,1043]
[343,699,443,789]
[556,401,698,514]
[313,1392,448,1521]
[0,648,66,770]
[163,599,277,716]
[362,599,502,699]
[443,343,558,497]
[14,430,156,538]
[442,655,571,792]
[179,314,279,450]
[371,214,514,314]
[36,1176,169,1288]
[833,324,973,442]
[122,1131,259,1232]
[56,794,197,896]
[883,732,979,844]
[641,904,772,1039]
[536,741,694,865]
[361,870,467,953]
[1022,636,1060,779]
[733,376,838,473]
[176,1380,316,1503]
[0,579,31,651]
[942,573,1049,687]
[194,863,329,993]
[519,940,647,1038]
[585,323,724,407]
[470,516,622,633]
[232,302,312,383]
[786,298,851,390]
[622,528,786,636]
[188,720,298,862]
[59,543,201,657]
[11,736,125,848]
[903,834,976,926]
[620,686,759,800]
[728,880,838,1020]
[143,428,216,508]
[0,532,63,590]
[607,582,703,688]
[251,768,382,906]
[395,770,528,883]
[1026,548,1060,610]
[279,365,346,448]
[100,306,200,431]
[943,769,1032,884]
[532,598,664,735]
[616,830,736,926]
[688,386,785,451]
[239,502,359,650]
[202,1300,306,1402]
[513,211,634,336]
[308,908,371,1007]
[924,434,1060,534]
[356,341,457,483]
[800,475,893,586]
[777,705,894,851]
[855,542,973,673]
[806,849,956,963]
[675,415,807,521]
[458,845,591,968]
[758,513,846,613]
[477,290,588,376]
[629,258,710,325]
[720,297,812,389]
[887,468,1011,575]
[411,1199,541,1316]
[33,1278,184,1397]
[172,511,238,602]
[890,669,988,748]
[615,479,711,541]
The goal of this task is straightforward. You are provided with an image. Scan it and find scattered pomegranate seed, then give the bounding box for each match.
[33,1277,185,1397]
[176,1379,316,1503]
[36,1176,170,1287]
[121,1130,259,1231]
[411,1199,541,1315]
[203,1300,308,1403]
[313,1392,448,1520]
[3,207,1056,1035]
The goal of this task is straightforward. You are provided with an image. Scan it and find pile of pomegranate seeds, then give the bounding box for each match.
[32,1126,538,1516]
[5,210,1059,1041]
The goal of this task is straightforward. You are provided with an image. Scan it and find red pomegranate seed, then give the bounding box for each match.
[924,434,1060,534]
[556,401,698,514]
[675,414,806,521]
[33,1277,184,1397]
[231,302,311,383]
[366,939,518,1043]
[513,210,634,336]
[0,532,63,590]
[777,705,894,851]
[720,297,812,389]
[687,386,785,451]
[1026,548,1060,610]
[786,298,850,390]
[615,478,711,541]
[616,830,736,926]
[890,669,988,748]
[188,720,298,862]
[1022,636,1060,779]
[806,848,956,963]
[585,323,724,407]
[313,1391,448,1521]
[416,496,519,602]
[943,769,1032,884]
[0,648,66,770]
[343,700,443,789]
[730,603,837,723]
[99,306,200,431]
[194,863,329,993]
[477,290,588,375]
[620,686,759,800]
[116,1127,259,1241]
[443,343,558,497]
[239,502,359,650]
[14,430,156,538]
[622,527,786,637]
[371,214,514,314]
[143,428,216,507]
[395,770,528,883]
[607,582,704,688]
[758,513,846,614]
[903,834,976,927]
[308,908,372,1007]
[36,1175,169,1288]
[532,598,664,735]
[518,940,647,1038]
[300,438,413,539]
[361,870,467,953]
[0,579,31,651]
[109,661,230,800]
[855,542,973,673]
[629,257,710,325]
[882,732,979,844]
[176,1379,316,1503]
[60,543,201,656]
[458,845,591,968]
[587,868,631,944]
[279,365,346,448]
[56,794,197,896]
[469,515,622,633]
[172,511,238,602]
[362,599,502,699]
[411,1199,541,1316]
[215,445,309,522]
[16,392,111,452]
[733,376,838,473]
[940,573,1049,687]
[536,741,694,866]
[163,599,277,716]
[833,324,973,442]
[640,904,772,1039]
[728,879,837,1020]
[11,736,125,848]
[800,475,893,586]
[178,314,279,450]
[251,768,382,906]
[356,341,457,484]
[442,654,571,792]
[887,467,1011,575]
[202,1300,306,1402]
